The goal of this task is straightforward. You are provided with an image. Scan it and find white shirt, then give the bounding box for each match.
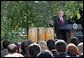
[59,17,64,21]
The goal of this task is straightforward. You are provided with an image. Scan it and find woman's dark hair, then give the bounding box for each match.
[2,39,11,49]
[28,43,40,57]
[47,39,55,51]
[70,37,79,46]
[24,40,33,49]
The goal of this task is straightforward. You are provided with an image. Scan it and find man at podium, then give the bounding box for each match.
[50,10,68,42]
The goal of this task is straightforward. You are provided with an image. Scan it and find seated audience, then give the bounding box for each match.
[37,50,53,57]
[4,44,24,57]
[1,38,83,57]
[70,37,79,46]
[67,43,79,57]
[39,40,48,52]
[55,40,69,57]
[28,43,41,57]
[1,39,11,57]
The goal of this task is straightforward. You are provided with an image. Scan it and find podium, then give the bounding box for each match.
[59,24,83,43]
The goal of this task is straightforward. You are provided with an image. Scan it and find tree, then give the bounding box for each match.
[1,1,83,41]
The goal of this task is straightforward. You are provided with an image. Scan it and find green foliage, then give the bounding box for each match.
[1,1,83,42]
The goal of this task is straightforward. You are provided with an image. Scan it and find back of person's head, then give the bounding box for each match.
[70,37,79,46]
[4,53,24,57]
[2,39,11,49]
[24,40,33,49]
[37,50,53,57]
[21,42,26,52]
[55,40,67,53]
[28,43,41,57]
[47,39,55,51]
[7,44,18,54]
[39,40,48,51]
[77,42,83,54]
[67,43,79,56]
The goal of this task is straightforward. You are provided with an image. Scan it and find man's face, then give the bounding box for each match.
[59,11,64,17]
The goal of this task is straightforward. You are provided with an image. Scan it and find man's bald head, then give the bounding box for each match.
[7,44,18,53]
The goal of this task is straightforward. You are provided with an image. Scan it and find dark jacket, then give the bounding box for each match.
[50,17,68,40]
[58,52,69,57]
[50,17,68,28]
[51,49,59,57]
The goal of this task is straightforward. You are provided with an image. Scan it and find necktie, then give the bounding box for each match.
[61,18,64,25]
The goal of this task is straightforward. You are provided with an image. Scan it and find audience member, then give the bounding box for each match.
[55,40,68,57]
[70,37,79,46]
[77,42,83,54]
[67,43,79,57]
[47,39,55,51]
[1,39,11,57]
[77,42,83,57]
[24,40,33,57]
[39,40,48,52]
[51,39,59,57]
[28,43,41,57]
[20,42,26,56]
[4,44,24,57]
[15,42,20,53]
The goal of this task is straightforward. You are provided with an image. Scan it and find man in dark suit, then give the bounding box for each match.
[55,40,69,57]
[50,10,68,42]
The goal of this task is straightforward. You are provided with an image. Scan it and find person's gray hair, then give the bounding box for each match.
[39,40,48,51]
[58,10,64,14]
[77,42,83,53]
